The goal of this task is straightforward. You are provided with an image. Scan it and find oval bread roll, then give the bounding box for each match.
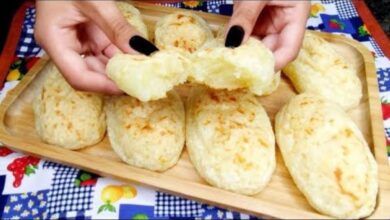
[105,91,185,172]
[282,32,362,110]
[33,65,106,149]
[275,94,378,219]
[186,87,275,195]
[107,49,191,102]
[116,1,149,39]
[155,11,214,53]
[191,38,279,96]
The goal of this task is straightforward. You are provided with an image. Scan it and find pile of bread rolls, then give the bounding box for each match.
[32,2,377,219]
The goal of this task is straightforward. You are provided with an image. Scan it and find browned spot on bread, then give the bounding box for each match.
[237,107,245,114]
[230,121,244,129]
[76,130,82,141]
[159,116,168,122]
[300,101,310,106]
[125,107,132,115]
[248,112,255,122]
[141,123,152,131]
[248,99,256,105]
[125,124,132,129]
[189,17,195,24]
[67,122,73,130]
[334,167,342,182]
[159,156,167,164]
[177,14,184,19]
[342,145,349,156]
[234,153,246,164]
[203,119,211,125]
[41,88,46,100]
[258,137,268,148]
[208,91,220,102]
[344,128,353,138]
[334,167,359,201]
[234,153,253,171]
[229,96,237,102]
[305,127,313,135]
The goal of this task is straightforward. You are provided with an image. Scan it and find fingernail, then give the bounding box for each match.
[225,25,245,48]
[129,36,159,55]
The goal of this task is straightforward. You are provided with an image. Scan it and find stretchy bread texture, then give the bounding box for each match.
[107,49,191,102]
[186,86,275,195]
[282,32,362,110]
[155,11,214,53]
[105,91,185,171]
[116,1,149,39]
[275,93,378,219]
[191,38,279,96]
[33,65,105,149]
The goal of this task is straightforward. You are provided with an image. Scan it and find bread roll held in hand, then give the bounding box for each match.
[107,49,191,102]
[191,38,280,96]
[105,91,185,172]
[33,64,106,149]
[275,93,378,219]
[155,11,214,53]
[282,32,362,110]
[186,86,275,195]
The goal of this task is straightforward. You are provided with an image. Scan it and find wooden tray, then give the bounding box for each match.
[0,2,389,218]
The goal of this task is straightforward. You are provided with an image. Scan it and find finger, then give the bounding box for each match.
[103,44,122,58]
[261,34,279,52]
[225,1,267,47]
[272,2,309,70]
[77,1,158,55]
[48,45,123,95]
[273,22,306,71]
[84,55,106,73]
[96,54,109,65]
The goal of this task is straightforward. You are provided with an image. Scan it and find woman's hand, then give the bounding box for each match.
[225,1,310,70]
[35,1,158,94]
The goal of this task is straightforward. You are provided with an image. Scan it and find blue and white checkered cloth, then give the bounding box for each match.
[44,162,93,218]
[16,7,41,58]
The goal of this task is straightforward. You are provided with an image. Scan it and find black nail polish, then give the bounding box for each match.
[129,36,159,55]
[225,25,245,48]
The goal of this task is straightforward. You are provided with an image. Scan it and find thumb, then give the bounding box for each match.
[77,1,158,55]
[225,1,267,48]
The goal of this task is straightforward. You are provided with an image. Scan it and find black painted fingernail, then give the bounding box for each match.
[129,35,159,55]
[225,25,245,48]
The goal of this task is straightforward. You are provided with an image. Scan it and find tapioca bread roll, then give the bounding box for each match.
[186,86,276,195]
[275,93,378,219]
[105,91,185,172]
[116,1,149,39]
[282,32,362,110]
[191,38,280,96]
[155,11,214,53]
[33,65,106,149]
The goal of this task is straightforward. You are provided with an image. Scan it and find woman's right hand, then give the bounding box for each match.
[35,1,158,94]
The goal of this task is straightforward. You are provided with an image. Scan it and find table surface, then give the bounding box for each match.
[364,0,390,38]
[0,0,389,219]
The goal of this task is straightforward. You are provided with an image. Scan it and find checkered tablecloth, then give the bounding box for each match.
[1,1,389,219]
